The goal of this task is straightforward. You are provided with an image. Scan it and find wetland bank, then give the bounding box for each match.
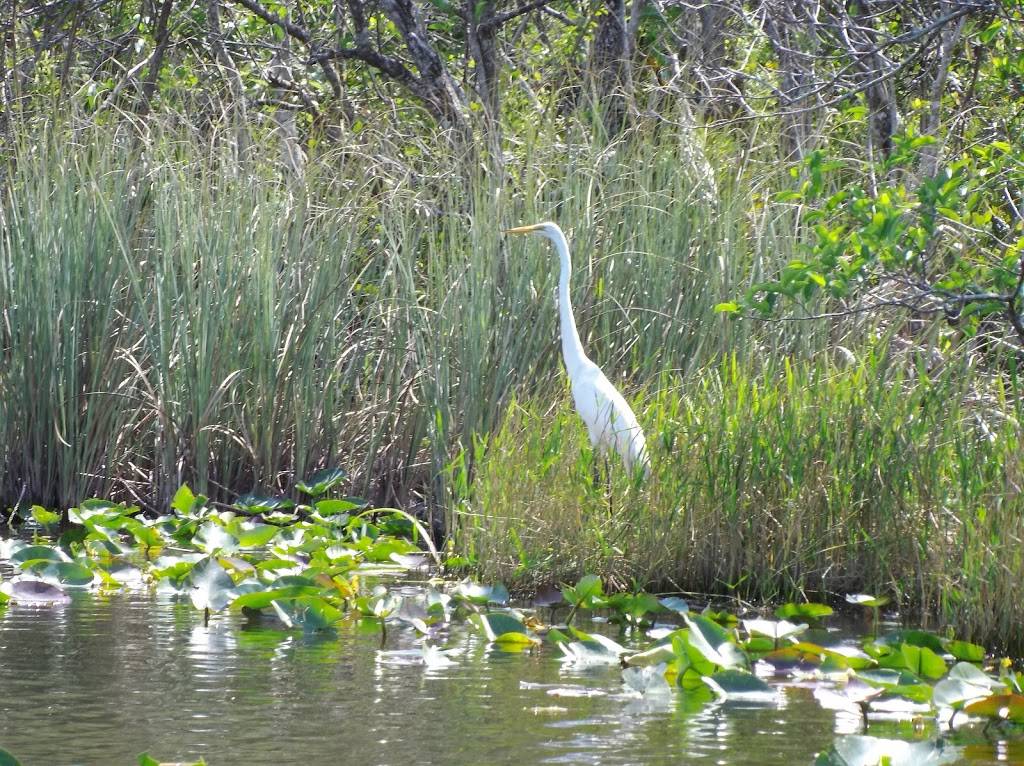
[2,0,1024,762]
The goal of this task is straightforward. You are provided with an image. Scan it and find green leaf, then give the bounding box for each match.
[452,580,509,606]
[171,484,198,515]
[189,557,237,612]
[315,497,366,515]
[233,494,295,515]
[945,639,985,662]
[683,613,746,668]
[900,643,947,680]
[475,612,530,642]
[29,560,95,586]
[30,505,60,526]
[742,618,807,641]
[562,574,603,607]
[296,468,347,496]
[702,669,773,700]
[11,545,66,565]
[964,694,1024,722]
[0,749,22,766]
[775,602,833,621]
[714,302,740,313]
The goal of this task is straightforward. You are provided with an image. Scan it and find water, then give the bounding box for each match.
[0,589,1018,765]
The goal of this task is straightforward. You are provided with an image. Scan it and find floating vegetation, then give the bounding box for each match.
[2,479,1024,765]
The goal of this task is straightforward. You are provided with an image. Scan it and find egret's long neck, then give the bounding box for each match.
[550,229,589,373]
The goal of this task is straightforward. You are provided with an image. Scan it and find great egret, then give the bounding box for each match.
[505,222,649,477]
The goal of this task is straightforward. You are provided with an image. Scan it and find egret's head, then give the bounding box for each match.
[504,221,563,242]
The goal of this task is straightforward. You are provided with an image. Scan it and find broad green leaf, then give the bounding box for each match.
[296,468,347,496]
[452,580,509,606]
[171,484,198,515]
[945,640,985,663]
[742,618,807,641]
[562,574,603,607]
[683,613,746,669]
[30,505,60,526]
[964,694,1024,722]
[233,494,295,515]
[314,497,364,516]
[475,612,529,641]
[900,643,947,680]
[29,560,95,586]
[775,602,833,621]
[189,557,237,612]
[702,669,774,700]
[193,522,238,554]
[11,545,67,565]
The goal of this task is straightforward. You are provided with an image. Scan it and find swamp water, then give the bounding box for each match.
[0,587,1020,766]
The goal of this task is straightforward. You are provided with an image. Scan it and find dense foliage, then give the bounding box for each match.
[1,0,1023,640]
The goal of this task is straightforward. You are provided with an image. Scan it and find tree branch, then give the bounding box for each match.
[480,0,552,33]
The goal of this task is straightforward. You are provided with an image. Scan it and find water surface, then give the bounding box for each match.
[0,589,1016,765]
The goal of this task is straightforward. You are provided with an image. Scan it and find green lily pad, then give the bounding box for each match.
[702,669,774,700]
[659,596,689,614]
[189,557,237,612]
[296,468,347,496]
[29,560,95,586]
[684,613,746,669]
[945,639,985,662]
[964,693,1024,722]
[775,602,833,621]
[10,545,66,565]
[234,494,295,515]
[30,505,60,526]
[562,574,604,608]
[743,618,807,641]
[900,643,947,680]
[452,580,509,606]
[476,612,530,641]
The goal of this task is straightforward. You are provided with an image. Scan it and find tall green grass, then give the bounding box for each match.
[460,347,1024,645]
[0,109,754,514]
[3,109,1022,643]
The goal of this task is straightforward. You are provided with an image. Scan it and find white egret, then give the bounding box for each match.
[505,222,649,478]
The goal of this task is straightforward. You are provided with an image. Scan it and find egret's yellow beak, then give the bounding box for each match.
[504,224,543,234]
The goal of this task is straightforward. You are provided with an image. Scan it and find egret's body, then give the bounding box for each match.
[505,222,649,477]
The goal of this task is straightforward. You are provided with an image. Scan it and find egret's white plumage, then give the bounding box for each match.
[505,222,649,477]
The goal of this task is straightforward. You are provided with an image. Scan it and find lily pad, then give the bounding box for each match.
[233,494,295,515]
[3,579,71,605]
[683,613,746,669]
[296,468,347,496]
[964,693,1024,722]
[702,669,775,701]
[189,557,237,612]
[775,602,833,621]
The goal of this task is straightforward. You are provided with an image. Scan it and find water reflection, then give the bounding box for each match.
[0,593,1014,765]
